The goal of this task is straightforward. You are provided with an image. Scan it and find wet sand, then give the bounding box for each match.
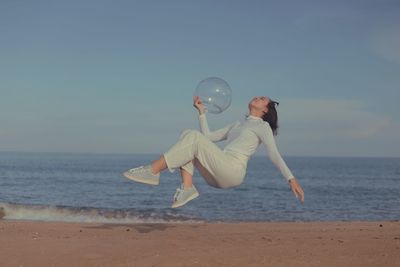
[0,220,399,267]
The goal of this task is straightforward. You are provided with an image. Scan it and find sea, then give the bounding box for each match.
[0,152,399,223]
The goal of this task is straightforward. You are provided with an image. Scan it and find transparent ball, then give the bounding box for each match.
[194,77,232,114]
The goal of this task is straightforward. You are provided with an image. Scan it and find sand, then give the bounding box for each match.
[0,220,399,267]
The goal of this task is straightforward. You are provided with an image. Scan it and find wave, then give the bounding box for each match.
[0,202,204,224]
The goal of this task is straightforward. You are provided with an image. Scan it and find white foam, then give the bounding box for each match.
[0,202,201,224]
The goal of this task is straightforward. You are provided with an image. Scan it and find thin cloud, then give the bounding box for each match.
[274,98,400,156]
[370,27,400,64]
[280,98,396,139]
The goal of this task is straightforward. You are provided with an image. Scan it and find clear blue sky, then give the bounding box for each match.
[1,0,399,157]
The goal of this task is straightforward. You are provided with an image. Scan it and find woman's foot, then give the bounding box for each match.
[171,184,199,208]
[123,165,160,185]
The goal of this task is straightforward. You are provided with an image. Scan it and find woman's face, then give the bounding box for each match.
[249,96,270,114]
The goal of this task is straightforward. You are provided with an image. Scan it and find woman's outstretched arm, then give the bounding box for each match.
[257,123,304,203]
[193,96,236,142]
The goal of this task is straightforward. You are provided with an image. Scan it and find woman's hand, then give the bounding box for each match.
[289,178,304,203]
[193,96,205,114]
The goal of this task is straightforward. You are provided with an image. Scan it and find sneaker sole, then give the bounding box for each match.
[171,191,200,208]
[123,171,160,185]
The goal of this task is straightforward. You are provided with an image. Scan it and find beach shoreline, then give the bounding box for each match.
[0,220,399,267]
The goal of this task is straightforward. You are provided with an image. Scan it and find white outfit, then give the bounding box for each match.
[163,113,294,189]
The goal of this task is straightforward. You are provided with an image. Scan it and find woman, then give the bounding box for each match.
[123,96,304,208]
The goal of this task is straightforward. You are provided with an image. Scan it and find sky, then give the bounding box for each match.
[1,0,399,157]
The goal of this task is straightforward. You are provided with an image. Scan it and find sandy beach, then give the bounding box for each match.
[0,220,399,267]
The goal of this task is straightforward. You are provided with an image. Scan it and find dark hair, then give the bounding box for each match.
[262,100,279,136]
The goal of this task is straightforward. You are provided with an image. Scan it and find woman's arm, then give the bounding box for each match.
[198,113,236,142]
[258,123,294,181]
[193,95,235,142]
[257,123,304,203]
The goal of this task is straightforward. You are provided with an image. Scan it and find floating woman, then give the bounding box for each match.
[123,96,304,208]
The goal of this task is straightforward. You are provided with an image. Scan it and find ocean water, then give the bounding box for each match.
[0,152,399,223]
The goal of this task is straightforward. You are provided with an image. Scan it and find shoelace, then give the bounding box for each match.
[173,186,184,201]
[128,166,144,173]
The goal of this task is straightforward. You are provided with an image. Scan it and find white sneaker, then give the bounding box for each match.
[123,165,160,185]
[171,184,199,208]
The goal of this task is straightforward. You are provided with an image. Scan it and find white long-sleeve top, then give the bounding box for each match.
[198,113,294,181]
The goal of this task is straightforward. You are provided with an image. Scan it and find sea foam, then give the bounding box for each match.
[0,202,203,224]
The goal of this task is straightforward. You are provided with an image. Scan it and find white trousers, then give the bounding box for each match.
[163,129,248,189]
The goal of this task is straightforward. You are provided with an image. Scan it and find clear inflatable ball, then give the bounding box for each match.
[194,77,232,114]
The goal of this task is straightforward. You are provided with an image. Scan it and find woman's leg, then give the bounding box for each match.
[180,167,193,188]
[123,130,199,187]
[163,129,245,188]
[150,156,193,188]
[151,155,194,188]
[125,129,244,190]
[172,163,198,208]
[151,155,167,174]
[150,155,214,188]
